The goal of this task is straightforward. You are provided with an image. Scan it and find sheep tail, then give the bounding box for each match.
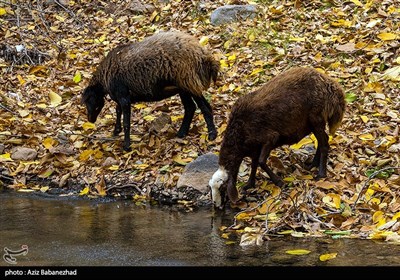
[199,56,219,88]
[210,58,219,84]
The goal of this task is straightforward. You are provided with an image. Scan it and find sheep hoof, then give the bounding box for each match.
[123,145,132,152]
[208,131,217,141]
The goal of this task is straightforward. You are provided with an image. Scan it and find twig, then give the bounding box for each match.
[106,183,142,194]
[0,103,15,114]
[352,166,400,210]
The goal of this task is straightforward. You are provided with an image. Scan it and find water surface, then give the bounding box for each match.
[1,192,399,267]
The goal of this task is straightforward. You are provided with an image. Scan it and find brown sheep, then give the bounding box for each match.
[82,31,219,151]
[209,67,346,209]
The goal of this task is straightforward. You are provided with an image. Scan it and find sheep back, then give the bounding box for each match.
[226,67,345,146]
[89,31,219,99]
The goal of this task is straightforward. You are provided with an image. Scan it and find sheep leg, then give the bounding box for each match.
[121,100,132,151]
[312,128,329,179]
[304,146,320,170]
[177,93,196,138]
[241,157,258,192]
[258,144,284,187]
[113,102,123,136]
[192,95,217,140]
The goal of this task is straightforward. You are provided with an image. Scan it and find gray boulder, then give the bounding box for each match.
[210,5,258,26]
[177,152,219,193]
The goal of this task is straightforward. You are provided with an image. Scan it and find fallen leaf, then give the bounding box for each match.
[319,252,338,261]
[49,91,62,107]
[79,186,90,196]
[285,249,311,255]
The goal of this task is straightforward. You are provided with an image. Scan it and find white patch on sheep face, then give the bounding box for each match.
[209,166,228,208]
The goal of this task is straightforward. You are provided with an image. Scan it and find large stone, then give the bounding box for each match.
[177,152,219,193]
[11,147,37,160]
[210,5,258,26]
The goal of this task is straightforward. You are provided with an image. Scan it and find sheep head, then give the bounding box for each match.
[81,83,105,123]
[209,167,239,209]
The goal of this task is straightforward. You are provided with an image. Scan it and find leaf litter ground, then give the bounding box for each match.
[0,0,399,245]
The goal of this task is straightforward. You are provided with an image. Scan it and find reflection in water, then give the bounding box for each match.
[1,192,399,266]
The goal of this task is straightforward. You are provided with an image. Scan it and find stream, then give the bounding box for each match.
[1,191,400,267]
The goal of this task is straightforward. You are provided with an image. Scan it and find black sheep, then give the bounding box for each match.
[209,67,346,209]
[82,31,219,151]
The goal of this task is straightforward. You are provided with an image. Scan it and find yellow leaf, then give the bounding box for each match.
[322,193,341,209]
[227,54,236,62]
[283,176,295,182]
[133,163,149,170]
[250,68,264,76]
[82,122,96,130]
[369,230,393,240]
[143,115,155,121]
[289,37,305,42]
[373,211,386,226]
[330,19,352,27]
[17,75,25,85]
[40,186,49,193]
[173,155,190,165]
[360,115,369,123]
[171,115,183,122]
[73,71,81,83]
[277,230,294,235]
[377,32,397,41]
[236,212,251,221]
[43,137,56,149]
[350,0,362,6]
[49,91,62,107]
[79,149,94,161]
[0,153,13,162]
[319,253,338,261]
[220,59,229,68]
[221,233,230,239]
[29,65,47,75]
[79,186,90,196]
[392,212,400,221]
[36,103,47,109]
[285,249,311,255]
[223,40,231,49]
[18,109,30,118]
[94,149,103,159]
[290,137,313,149]
[248,32,256,42]
[359,133,375,140]
[199,36,209,46]
[0,8,6,16]
[108,165,119,171]
[134,103,147,109]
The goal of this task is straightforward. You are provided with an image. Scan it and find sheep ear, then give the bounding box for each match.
[227,176,239,204]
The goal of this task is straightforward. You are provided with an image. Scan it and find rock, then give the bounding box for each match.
[128,0,156,14]
[150,112,171,134]
[102,157,119,167]
[177,152,219,194]
[0,143,4,154]
[11,147,37,160]
[210,5,258,26]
